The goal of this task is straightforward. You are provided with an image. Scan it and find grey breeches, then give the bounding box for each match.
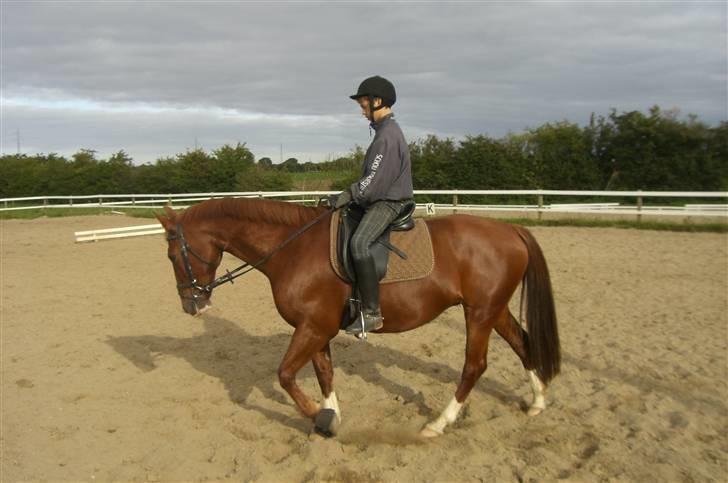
[350,200,404,261]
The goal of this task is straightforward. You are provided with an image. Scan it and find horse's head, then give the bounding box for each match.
[155,206,222,316]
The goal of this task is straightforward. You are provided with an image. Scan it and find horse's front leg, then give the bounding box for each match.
[311,343,341,437]
[277,324,329,421]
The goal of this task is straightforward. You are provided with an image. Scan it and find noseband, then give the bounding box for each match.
[167,223,221,303]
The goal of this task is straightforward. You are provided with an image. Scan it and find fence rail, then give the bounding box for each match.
[3,190,728,220]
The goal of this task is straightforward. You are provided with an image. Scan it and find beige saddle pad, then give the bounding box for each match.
[329,210,435,284]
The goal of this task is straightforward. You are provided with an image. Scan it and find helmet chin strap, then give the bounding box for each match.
[367,95,386,123]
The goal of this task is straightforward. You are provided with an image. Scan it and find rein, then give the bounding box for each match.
[169,207,334,298]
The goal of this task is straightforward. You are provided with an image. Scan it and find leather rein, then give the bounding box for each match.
[168,207,334,301]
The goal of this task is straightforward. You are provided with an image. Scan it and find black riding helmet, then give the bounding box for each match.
[350,76,396,122]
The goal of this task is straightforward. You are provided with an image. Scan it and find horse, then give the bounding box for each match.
[154,197,560,438]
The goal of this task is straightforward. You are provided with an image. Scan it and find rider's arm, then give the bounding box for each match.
[350,137,400,207]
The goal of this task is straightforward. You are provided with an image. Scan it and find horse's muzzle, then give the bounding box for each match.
[181,297,212,316]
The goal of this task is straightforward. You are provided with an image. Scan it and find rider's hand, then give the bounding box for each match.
[333,189,352,209]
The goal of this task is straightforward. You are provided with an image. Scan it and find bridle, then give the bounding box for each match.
[167,207,334,303]
[166,223,222,303]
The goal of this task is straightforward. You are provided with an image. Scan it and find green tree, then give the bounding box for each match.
[708,122,728,191]
[455,135,530,203]
[411,135,457,190]
[210,143,255,191]
[95,150,134,193]
[69,149,102,195]
[519,121,601,190]
[175,148,215,192]
[592,106,724,190]
[258,157,273,169]
[329,146,366,191]
[134,156,182,193]
[236,166,293,191]
[278,157,301,172]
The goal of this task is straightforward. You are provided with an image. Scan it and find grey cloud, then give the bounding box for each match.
[1,1,725,163]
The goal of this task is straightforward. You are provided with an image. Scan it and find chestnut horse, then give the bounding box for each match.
[154,197,560,437]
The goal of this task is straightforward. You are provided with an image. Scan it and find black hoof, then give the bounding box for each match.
[314,408,338,438]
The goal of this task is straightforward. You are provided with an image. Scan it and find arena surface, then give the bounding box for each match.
[2,215,726,482]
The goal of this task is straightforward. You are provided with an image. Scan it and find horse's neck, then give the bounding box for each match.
[215,217,297,273]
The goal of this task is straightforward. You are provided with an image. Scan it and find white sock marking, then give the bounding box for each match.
[424,397,463,435]
[322,391,341,424]
[528,370,546,414]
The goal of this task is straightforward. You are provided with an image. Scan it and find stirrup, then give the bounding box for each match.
[345,310,383,338]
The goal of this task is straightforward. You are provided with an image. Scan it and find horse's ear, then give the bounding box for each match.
[163,205,177,220]
[154,212,175,231]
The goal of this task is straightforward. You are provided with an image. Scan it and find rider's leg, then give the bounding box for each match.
[345,201,401,334]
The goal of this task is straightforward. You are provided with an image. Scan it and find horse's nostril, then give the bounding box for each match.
[181,299,197,315]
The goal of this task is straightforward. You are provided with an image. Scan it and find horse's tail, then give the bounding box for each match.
[513,225,561,385]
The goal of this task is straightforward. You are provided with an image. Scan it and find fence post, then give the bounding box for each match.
[69,197,73,208]
[168,194,172,206]
[132,196,136,206]
[43,197,48,215]
[537,193,544,220]
[637,190,643,222]
[453,193,458,214]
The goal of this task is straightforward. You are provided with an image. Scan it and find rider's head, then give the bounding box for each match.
[350,75,396,123]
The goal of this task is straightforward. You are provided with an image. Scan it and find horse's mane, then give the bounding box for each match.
[179,197,326,226]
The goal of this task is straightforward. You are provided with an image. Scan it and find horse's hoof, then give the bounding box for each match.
[419,425,442,438]
[527,405,545,417]
[314,408,338,438]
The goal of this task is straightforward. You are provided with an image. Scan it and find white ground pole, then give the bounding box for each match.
[74,224,164,243]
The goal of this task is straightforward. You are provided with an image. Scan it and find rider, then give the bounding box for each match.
[334,75,414,335]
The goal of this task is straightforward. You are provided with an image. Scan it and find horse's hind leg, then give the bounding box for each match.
[494,311,547,416]
[421,305,498,438]
[311,343,341,436]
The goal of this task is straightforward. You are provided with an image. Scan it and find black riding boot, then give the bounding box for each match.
[345,255,384,334]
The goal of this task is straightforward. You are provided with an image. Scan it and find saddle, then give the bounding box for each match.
[329,200,435,330]
[336,200,417,283]
[330,201,435,286]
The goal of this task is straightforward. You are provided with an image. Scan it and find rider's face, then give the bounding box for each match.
[357,98,370,119]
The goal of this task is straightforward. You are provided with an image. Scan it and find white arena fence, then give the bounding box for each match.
[2,190,726,215]
[0,190,725,243]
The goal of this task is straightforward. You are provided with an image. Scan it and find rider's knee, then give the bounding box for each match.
[349,237,372,261]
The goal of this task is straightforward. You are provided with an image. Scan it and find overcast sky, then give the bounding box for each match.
[1,1,726,164]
